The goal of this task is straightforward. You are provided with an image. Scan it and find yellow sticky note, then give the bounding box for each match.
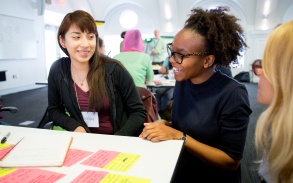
[0,168,17,177]
[101,173,150,183]
[104,153,140,172]
[0,143,11,150]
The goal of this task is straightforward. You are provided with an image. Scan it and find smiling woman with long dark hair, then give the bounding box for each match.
[48,10,146,136]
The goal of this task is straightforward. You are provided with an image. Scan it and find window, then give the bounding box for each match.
[119,10,138,29]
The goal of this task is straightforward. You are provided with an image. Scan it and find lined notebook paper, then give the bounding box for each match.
[0,133,72,167]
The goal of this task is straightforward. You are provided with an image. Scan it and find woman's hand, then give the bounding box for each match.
[139,120,182,142]
[74,126,87,133]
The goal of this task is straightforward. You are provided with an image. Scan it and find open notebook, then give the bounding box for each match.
[0,133,72,167]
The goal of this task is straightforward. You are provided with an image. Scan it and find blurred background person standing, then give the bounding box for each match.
[145,29,167,65]
[113,29,154,88]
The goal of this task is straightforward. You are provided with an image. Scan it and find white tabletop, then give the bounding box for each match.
[152,64,161,70]
[147,73,176,92]
[0,125,183,183]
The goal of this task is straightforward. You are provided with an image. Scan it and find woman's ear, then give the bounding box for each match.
[59,35,66,48]
[203,55,215,68]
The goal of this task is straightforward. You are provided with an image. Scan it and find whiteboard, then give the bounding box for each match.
[0,15,37,60]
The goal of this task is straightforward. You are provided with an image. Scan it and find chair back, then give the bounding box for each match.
[0,96,17,125]
[136,87,159,122]
[37,107,52,129]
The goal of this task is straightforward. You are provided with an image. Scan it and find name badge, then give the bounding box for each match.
[81,112,99,127]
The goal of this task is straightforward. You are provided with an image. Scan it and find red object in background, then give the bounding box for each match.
[56,0,66,6]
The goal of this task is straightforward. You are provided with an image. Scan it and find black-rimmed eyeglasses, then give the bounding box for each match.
[166,43,209,64]
[252,59,262,76]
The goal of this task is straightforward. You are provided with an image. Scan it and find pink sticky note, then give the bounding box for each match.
[81,150,120,167]
[63,149,93,167]
[0,145,16,160]
[71,170,108,183]
[0,168,65,183]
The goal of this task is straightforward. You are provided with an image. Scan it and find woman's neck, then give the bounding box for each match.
[71,62,89,72]
[71,62,89,89]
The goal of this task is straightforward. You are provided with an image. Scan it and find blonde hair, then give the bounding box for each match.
[255,20,293,183]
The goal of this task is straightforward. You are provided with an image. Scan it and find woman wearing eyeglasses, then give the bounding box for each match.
[140,7,252,182]
[253,21,293,183]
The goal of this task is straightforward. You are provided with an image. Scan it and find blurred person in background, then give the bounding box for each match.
[113,29,154,88]
[120,31,126,52]
[145,29,166,65]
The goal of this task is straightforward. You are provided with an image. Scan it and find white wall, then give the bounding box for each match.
[1,0,293,95]
[0,0,75,95]
[0,0,47,95]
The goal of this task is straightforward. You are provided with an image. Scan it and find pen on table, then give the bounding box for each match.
[1,132,11,144]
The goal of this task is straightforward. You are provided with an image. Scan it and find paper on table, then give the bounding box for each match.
[0,133,72,167]
[0,138,23,160]
[71,170,151,183]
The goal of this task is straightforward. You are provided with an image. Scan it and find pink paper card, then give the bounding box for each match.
[0,168,65,183]
[81,150,120,167]
[63,148,93,167]
[71,170,108,183]
[0,144,16,160]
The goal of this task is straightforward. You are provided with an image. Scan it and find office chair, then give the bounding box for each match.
[37,107,53,129]
[136,87,159,123]
[37,107,65,130]
[0,96,18,125]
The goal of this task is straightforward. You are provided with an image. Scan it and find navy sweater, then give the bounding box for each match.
[172,71,252,183]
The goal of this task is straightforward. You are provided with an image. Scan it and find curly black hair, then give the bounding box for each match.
[184,6,247,66]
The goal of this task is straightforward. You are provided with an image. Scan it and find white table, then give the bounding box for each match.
[152,64,161,71]
[0,125,183,183]
[147,73,176,92]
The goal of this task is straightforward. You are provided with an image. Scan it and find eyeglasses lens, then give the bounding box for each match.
[167,44,183,64]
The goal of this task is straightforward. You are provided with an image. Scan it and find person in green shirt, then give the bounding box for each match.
[113,29,154,88]
[145,29,167,65]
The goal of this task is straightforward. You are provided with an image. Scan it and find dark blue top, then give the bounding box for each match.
[172,71,252,183]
